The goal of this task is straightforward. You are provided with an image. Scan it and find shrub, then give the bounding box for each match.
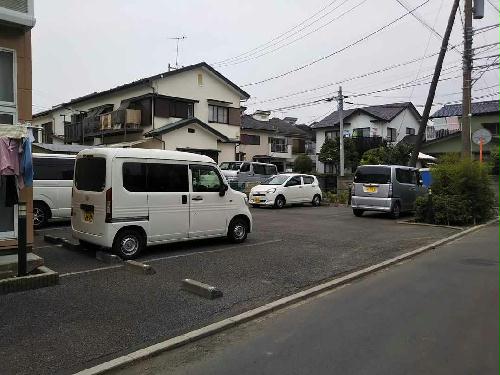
[415,155,494,225]
[293,155,313,173]
[489,148,499,175]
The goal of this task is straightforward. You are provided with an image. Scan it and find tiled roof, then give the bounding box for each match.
[430,100,499,118]
[33,62,250,118]
[241,115,308,138]
[311,102,420,129]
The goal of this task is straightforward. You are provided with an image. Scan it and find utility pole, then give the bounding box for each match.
[338,86,345,177]
[410,0,459,167]
[462,0,473,158]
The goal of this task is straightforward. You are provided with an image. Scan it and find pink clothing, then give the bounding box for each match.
[0,137,20,176]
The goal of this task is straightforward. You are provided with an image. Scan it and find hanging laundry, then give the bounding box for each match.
[0,137,20,176]
[2,175,18,207]
[20,130,34,187]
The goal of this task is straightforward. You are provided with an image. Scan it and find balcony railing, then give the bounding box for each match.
[64,109,142,143]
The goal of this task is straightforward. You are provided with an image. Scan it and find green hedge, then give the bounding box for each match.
[415,155,494,226]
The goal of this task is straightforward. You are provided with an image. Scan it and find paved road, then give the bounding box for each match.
[119,224,499,375]
[0,206,457,374]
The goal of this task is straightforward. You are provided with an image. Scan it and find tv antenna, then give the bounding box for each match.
[168,35,187,69]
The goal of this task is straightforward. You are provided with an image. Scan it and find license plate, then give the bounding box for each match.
[83,210,94,223]
[254,197,261,203]
[365,186,377,193]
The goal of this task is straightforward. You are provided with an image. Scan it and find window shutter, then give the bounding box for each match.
[228,107,241,126]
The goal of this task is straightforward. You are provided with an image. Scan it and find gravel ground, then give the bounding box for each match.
[0,206,458,375]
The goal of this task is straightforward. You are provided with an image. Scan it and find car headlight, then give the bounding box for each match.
[266,188,276,194]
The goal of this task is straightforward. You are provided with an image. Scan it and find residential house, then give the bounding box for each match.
[421,100,499,158]
[311,102,421,173]
[239,112,310,172]
[32,62,250,163]
[0,0,35,251]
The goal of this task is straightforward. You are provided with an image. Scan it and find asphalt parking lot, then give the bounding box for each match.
[1,206,458,375]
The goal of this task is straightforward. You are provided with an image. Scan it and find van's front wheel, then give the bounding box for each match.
[228,218,248,243]
[113,229,145,260]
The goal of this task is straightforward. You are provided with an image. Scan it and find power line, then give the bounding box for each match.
[213,0,344,65]
[487,0,499,12]
[240,0,431,87]
[215,0,368,67]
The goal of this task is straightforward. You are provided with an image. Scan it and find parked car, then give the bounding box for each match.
[351,165,428,218]
[33,153,76,228]
[71,148,252,259]
[249,174,322,208]
[220,161,278,189]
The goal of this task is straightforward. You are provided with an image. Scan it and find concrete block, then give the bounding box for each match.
[181,279,223,299]
[60,238,81,251]
[96,251,123,264]
[0,266,59,295]
[0,271,14,280]
[125,260,155,275]
[43,234,63,244]
[0,253,44,274]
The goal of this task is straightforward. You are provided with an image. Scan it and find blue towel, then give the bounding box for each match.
[20,136,33,187]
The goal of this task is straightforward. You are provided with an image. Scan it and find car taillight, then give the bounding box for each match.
[105,188,112,223]
[388,183,393,198]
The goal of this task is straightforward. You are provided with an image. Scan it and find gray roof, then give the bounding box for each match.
[430,100,499,118]
[32,143,98,154]
[311,102,421,129]
[33,62,250,118]
[241,115,308,138]
[144,117,230,142]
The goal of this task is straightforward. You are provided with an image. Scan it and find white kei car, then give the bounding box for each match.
[249,174,322,208]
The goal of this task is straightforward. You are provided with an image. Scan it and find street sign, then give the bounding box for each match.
[472,128,492,163]
[472,128,492,145]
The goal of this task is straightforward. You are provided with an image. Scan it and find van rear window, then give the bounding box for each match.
[354,166,391,184]
[75,157,106,192]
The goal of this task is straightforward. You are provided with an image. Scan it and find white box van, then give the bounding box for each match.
[33,153,76,228]
[71,148,252,259]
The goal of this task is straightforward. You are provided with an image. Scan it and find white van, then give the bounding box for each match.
[71,148,252,259]
[33,153,76,228]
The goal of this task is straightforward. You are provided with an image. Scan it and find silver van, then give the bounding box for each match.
[351,165,428,218]
[220,161,278,185]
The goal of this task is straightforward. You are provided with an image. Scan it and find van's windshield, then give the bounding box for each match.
[354,166,391,184]
[75,157,106,191]
[219,162,242,171]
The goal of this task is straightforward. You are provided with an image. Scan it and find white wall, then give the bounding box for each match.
[32,65,246,144]
[314,108,421,173]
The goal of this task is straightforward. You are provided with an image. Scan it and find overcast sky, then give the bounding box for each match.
[32,0,499,123]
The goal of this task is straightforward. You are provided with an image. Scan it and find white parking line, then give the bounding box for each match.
[35,226,71,232]
[144,239,283,264]
[59,265,122,278]
[34,244,63,250]
[59,239,283,278]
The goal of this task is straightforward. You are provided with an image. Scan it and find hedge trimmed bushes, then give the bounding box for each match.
[415,155,494,226]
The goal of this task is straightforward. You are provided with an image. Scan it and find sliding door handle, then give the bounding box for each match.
[192,196,203,201]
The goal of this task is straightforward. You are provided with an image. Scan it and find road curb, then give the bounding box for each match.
[73,218,498,375]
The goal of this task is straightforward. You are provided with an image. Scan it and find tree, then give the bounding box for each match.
[293,154,313,173]
[360,143,414,166]
[318,137,359,174]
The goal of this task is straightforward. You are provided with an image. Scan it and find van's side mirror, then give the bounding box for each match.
[219,184,229,196]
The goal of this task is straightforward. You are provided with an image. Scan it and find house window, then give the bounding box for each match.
[483,123,499,136]
[240,134,260,145]
[0,48,16,124]
[406,127,416,135]
[188,128,195,133]
[325,130,339,140]
[197,73,203,86]
[387,127,397,142]
[353,127,370,138]
[208,105,229,124]
[270,138,287,153]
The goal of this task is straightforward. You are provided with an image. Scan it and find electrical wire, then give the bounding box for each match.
[213,0,344,65]
[240,0,431,87]
[215,0,369,67]
[487,0,499,13]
